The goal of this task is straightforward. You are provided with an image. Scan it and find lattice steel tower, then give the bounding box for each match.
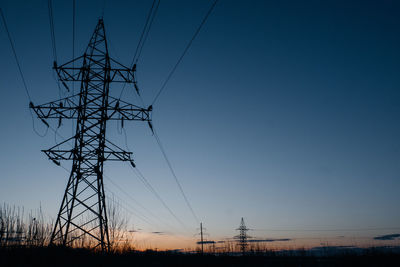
[30,19,151,251]
[235,217,250,255]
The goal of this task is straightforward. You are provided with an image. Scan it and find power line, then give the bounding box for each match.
[37,99,184,234]
[72,0,76,96]
[105,192,155,226]
[119,0,160,101]
[103,173,178,231]
[57,163,155,227]
[50,128,180,233]
[134,0,160,65]
[128,165,189,231]
[151,0,219,105]
[130,0,157,66]
[1,8,32,101]
[153,127,199,224]
[71,0,76,136]
[252,227,400,232]
[105,181,156,225]
[117,122,191,233]
[47,0,65,100]
[1,8,49,138]
[47,0,57,62]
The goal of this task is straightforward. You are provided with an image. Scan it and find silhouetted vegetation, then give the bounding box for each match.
[0,202,133,251]
[1,202,399,266]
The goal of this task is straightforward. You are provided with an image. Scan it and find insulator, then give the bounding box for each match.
[53,61,57,69]
[115,101,119,110]
[148,121,154,135]
[134,83,140,95]
[29,101,34,108]
[60,102,63,108]
[41,119,49,128]
[130,161,136,168]
[61,81,70,92]
[52,159,60,166]
[58,117,62,128]
[147,105,153,111]
[121,117,124,128]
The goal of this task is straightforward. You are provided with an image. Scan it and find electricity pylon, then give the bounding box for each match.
[30,19,152,251]
[200,222,204,254]
[235,217,250,255]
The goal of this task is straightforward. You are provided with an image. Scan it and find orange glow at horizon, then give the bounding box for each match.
[113,231,400,251]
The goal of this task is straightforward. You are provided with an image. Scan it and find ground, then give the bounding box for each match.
[1,247,400,267]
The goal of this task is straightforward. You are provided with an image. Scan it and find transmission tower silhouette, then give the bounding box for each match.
[30,18,152,251]
[200,222,204,254]
[235,217,250,255]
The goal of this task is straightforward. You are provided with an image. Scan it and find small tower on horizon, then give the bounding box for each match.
[235,217,250,255]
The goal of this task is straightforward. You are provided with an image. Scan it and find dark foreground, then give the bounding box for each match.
[1,247,399,267]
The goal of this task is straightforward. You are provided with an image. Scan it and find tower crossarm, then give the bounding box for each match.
[43,138,135,163]
[107,97,151,121]
[30,96,151,121]
[30,95,79,120]
[54,55,137,85]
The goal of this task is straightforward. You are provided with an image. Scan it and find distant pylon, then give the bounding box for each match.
[200,222,204,254]
[235,217,250,255]
[30,19,152,251]
[196,222,211,254]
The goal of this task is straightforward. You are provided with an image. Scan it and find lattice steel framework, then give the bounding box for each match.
[30,19,152,251]
[235,217,250,255]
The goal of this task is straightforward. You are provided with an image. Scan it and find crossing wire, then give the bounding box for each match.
[47,0,65,100]
[47,0,57,62]
[35,70,187,234]
[119,0,160,101]
[133,0,160,65]
[103,173,179,232]
[129,165,190,231]
[57,164,156,227]
[48,121,190,233]
[152,127,200,224]
[151,0,219,105]
[252,227,400,232]
[130,0,158,66]
[1,8,32,101]
[71,0,76,137]
[0,8,49,137]
[72,0,76,96]
[49,132,181,233]
[1,5,188,235]
[105,192,154,226]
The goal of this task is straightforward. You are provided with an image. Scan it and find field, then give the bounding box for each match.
[1,246,400,267]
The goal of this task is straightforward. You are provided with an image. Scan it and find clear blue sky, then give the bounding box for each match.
[0,0,399,248]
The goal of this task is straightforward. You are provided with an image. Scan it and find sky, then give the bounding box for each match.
[0,0,400,250]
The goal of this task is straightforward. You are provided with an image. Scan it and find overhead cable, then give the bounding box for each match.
[0,8,49,137]
[1,8,32,101]
[47,0,58,62]
[153,127,199,224]
[151,0,219,105]
[133,0,160,65]
[129,164,189,231]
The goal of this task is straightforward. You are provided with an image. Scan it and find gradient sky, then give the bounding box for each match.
[1,0,400,249]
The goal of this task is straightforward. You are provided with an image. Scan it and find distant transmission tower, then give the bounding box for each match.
[235,217,250,255]
[196,222,205,254]
[30,19,152,251]
[200,222,204,254]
